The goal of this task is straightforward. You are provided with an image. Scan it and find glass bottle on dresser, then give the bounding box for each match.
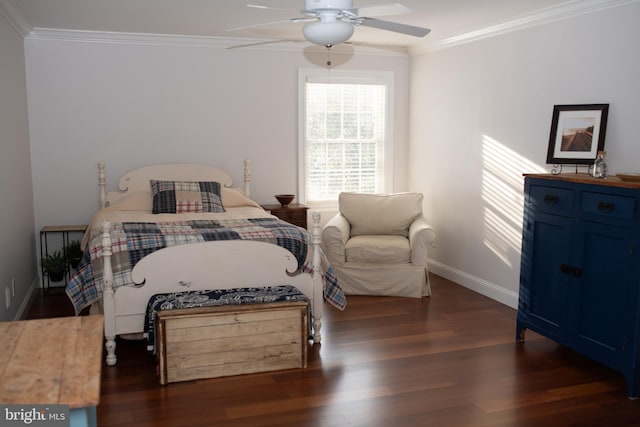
[592,151,607,179]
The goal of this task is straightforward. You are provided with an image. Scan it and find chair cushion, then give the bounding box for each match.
[345,235,411,263]
[339,192,423,237]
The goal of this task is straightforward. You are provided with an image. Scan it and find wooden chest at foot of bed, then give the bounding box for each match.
[156,301,309,385]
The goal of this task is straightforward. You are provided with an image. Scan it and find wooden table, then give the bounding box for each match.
[0,315,103,427]
[261,203,309,229]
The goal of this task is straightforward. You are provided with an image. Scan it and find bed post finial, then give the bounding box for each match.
[243,159,251,198]
[98,161,107,209]
[310,211,322,343]
[101,220,117,366]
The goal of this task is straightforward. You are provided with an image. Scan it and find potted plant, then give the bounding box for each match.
[42,250,66,282]
[64,240,83,269]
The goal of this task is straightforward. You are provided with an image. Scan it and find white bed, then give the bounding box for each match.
[67,160,345,366]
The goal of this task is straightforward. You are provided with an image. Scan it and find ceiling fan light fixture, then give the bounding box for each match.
[303,20,354,46]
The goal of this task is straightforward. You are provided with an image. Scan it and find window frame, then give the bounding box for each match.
[297,68,395,208]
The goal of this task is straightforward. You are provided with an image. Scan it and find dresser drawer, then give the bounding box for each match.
[287,210,307,221]
[529,185,575,215]
[580,191,637,221]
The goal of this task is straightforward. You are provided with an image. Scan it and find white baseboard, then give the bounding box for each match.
[14,276,40,320]
[428,259,519,309]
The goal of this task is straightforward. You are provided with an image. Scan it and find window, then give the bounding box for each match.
[298,69,393,205]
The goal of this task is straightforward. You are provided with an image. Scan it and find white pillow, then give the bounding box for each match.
[107,191,153,211]
[339,192,423,237]
[220,187,262,209]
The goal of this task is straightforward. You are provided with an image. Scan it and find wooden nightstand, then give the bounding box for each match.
[261,203,309,229]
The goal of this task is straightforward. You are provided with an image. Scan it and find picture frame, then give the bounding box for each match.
[546,104,609,165]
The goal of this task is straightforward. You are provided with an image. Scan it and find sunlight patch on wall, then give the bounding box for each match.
[481,135,545,267]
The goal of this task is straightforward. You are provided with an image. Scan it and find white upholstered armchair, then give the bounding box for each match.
[321,192,437,298]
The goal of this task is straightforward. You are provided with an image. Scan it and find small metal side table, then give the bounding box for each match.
[40,224,87,294]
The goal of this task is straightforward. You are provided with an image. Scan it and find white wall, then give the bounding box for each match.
[0,13,36,321]
[22,3,639,313]
[25,37,411,235]
[410,2,640,307]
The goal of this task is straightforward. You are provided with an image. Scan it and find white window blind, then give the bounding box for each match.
[300,71,390,204]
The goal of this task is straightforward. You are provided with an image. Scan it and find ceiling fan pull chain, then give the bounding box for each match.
[326,46,332,68]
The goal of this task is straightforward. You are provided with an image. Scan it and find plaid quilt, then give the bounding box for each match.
[66,217,346,313]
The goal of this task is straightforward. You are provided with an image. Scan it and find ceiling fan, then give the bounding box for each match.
[234,0,431,47]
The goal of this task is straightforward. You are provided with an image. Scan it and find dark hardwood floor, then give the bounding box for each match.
[25,275,640,426]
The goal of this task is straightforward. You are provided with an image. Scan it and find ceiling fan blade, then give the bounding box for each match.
[352,3,412,17]
[247,4,298,13]
[226,18,303,32]
[358,18,430,37]
[292,17,319,24]
[227,39,306,50]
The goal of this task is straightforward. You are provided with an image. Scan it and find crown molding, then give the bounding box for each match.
[409,0,640,56]
[27,28,241,49]
[0,0,32,37]
[25,27,408,56]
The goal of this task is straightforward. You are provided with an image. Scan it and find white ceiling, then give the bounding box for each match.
[6,0,608,51]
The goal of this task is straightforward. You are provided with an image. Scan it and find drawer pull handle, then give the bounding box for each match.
[597,201,615,213]
[544,194,558,205]
[560,264,582,277]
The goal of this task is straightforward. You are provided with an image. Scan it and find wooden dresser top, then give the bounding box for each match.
[524,173,640,189]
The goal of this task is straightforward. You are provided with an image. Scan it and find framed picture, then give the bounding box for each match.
[546,104,609,164]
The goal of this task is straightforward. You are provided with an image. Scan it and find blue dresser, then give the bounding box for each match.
[517,173,640,398]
